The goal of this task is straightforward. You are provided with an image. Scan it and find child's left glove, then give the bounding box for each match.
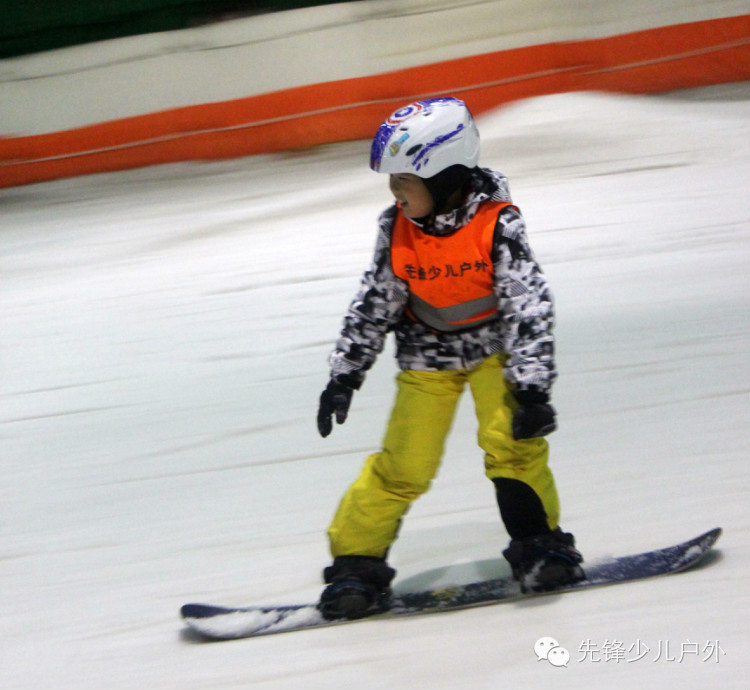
[317,375,359,438]
[512,388,557,440]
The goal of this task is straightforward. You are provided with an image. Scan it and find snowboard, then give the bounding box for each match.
[181,527,721,641]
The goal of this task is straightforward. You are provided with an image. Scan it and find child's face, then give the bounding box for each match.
[389,174,434,219]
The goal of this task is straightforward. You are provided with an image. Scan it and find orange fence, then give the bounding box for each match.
[1,14,748,188]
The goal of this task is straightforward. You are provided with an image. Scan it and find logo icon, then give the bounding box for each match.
[386,102,424,124]
[389,132,410,156]
[535,637,570,667]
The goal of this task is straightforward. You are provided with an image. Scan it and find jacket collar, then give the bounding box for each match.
[411,168,510,236]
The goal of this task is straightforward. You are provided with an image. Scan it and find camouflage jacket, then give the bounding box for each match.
[328,168,556,395]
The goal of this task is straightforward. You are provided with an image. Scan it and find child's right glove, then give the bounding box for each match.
[317,375,359,438]
[512,388,557,440]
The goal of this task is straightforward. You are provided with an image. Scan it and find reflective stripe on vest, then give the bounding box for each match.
[391,201,510,332]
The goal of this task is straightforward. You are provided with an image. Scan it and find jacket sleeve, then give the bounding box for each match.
[492,205,557,395]
[327,207,409,386]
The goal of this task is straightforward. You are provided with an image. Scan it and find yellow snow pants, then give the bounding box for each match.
[327,354,560,558]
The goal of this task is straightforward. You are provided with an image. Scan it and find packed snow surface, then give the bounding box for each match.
[2,83,749,688]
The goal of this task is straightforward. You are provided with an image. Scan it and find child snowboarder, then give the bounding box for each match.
[316,97,583,620]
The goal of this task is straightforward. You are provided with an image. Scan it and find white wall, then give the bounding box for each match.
[2,0,747,136]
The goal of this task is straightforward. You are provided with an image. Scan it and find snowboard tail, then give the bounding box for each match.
[181,527,721,641]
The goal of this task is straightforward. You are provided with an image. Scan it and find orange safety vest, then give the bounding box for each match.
[391,201,510,331]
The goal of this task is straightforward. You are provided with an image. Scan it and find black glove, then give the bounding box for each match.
[317,376,358,438]
[512,388,557,440]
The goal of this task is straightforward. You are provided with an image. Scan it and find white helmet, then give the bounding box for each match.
[370,97,480,177]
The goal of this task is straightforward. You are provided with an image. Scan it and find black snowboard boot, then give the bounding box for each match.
[503,528,585,593]
[318,556,396,621]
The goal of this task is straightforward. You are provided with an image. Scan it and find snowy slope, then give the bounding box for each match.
[2,83,748,689]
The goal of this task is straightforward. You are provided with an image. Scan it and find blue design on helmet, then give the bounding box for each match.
[412,123,464,172]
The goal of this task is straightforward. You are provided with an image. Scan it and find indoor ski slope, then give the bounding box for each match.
[2,83,748,689]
